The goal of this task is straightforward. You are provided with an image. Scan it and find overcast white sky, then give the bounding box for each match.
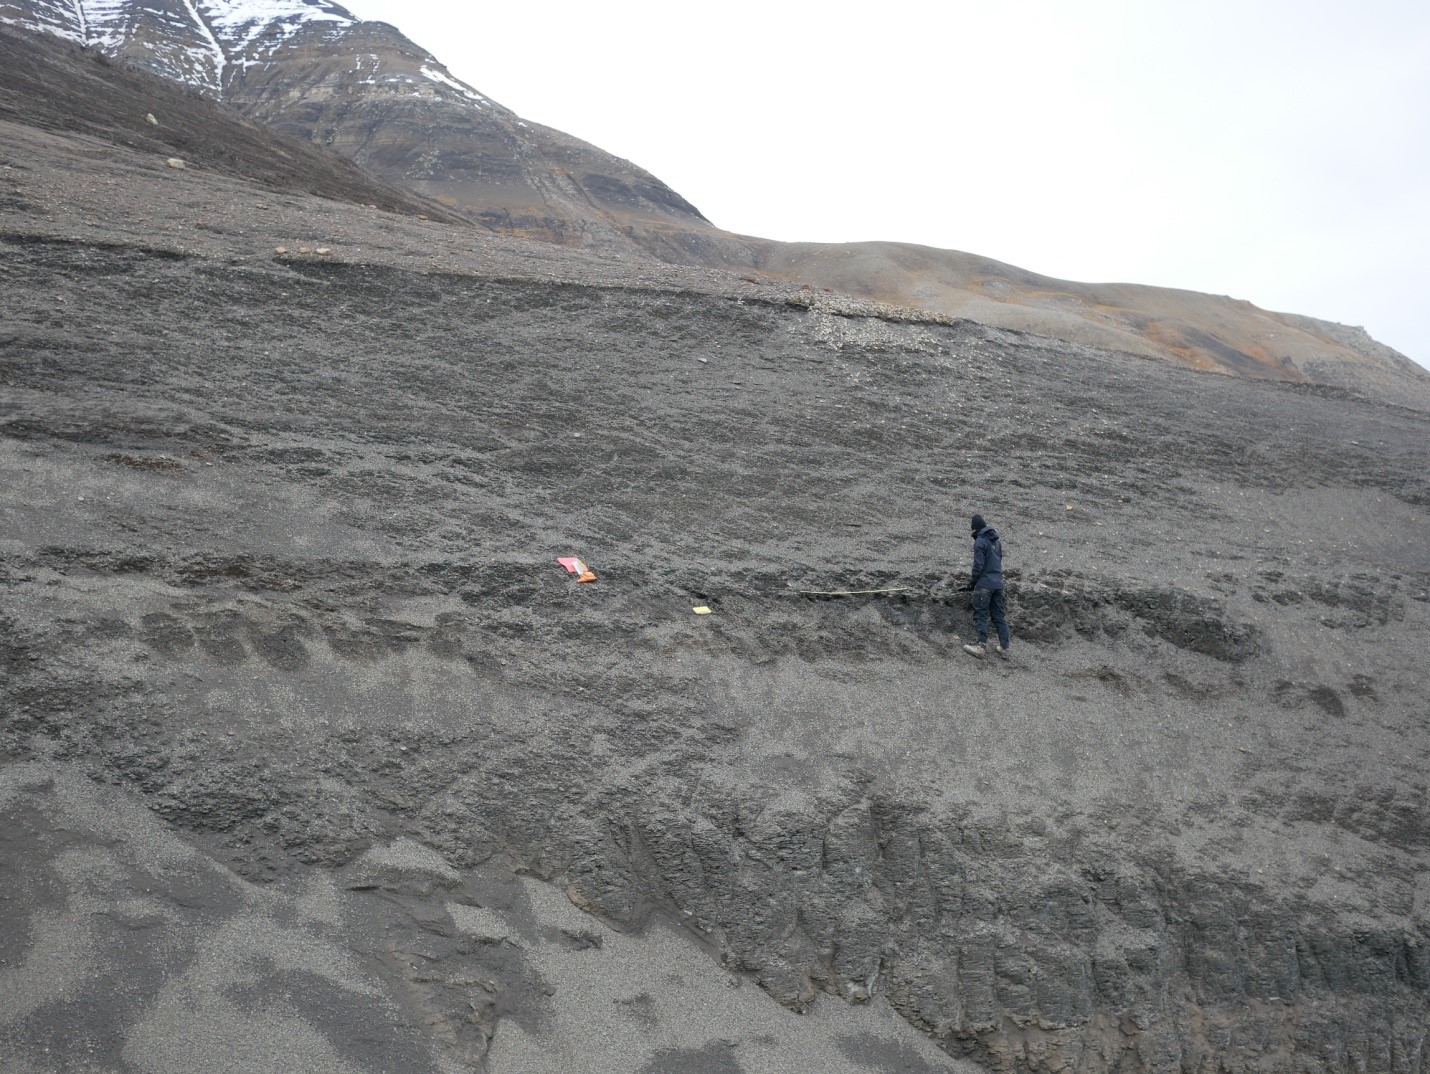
[342,0,1429,368]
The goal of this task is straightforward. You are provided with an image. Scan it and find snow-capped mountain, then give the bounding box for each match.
[0,0,478,105]
[3,0,360,97]
[0,0,714,253]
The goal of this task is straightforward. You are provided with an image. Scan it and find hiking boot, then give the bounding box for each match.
[962,643,986,658]
[996,645,1010,659]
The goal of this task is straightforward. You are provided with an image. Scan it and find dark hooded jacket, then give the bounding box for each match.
[970,525,1004,591]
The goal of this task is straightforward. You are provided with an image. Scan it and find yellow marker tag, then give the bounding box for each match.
[692,606,712,615]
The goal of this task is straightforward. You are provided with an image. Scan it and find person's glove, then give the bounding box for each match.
[957,582,974,592]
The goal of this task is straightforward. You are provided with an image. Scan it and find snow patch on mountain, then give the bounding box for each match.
[2,0,359,82]
[199,0,352,52]
[420,64,486,106]
[178,0,226,90]
[74,0,130,51]
[0,0,84,42]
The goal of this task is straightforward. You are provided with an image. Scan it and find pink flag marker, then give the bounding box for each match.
[556,556,598,583]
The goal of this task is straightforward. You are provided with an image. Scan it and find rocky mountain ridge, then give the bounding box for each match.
[0,0,712,250]
[3,0,1426,391]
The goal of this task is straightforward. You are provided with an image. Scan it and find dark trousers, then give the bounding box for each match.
[972,587,1010,648]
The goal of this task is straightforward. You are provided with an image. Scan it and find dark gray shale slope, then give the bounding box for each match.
[2,234,1429,1072]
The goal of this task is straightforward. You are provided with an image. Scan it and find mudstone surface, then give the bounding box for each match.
[1,27,1429,1074]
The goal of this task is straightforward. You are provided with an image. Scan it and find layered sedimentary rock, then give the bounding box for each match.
[2,24,1429,1073]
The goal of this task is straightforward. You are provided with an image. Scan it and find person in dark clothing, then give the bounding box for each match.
[962,513,1010,658]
